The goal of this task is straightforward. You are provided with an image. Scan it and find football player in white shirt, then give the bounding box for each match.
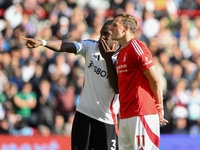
[22,20,121,150]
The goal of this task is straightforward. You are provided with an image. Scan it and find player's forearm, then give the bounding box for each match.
[143,66,163,105]
[44,40,77,53]
[150,82,163,105]
[43,40,62,52]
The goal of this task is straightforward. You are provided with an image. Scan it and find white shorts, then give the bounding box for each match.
[118,114,160,150]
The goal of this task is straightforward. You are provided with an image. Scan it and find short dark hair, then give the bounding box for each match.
[114,13,137,34]
[100,20,113,35]
[103,19,113,27]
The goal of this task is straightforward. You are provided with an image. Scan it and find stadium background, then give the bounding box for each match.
[0,0,200,149]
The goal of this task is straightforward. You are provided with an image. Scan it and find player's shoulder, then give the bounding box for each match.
[131,38,144,46]
[80,39,98,45]
[77,39,98,53]
[131,39,149,55]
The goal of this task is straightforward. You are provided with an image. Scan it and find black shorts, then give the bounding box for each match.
[72,111,118,150]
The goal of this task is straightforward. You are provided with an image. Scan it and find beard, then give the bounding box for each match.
[111,33,123,41]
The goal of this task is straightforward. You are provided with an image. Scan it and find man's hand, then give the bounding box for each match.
[156,104,169,125]
[21,37,43,48]
[98,36,115,61]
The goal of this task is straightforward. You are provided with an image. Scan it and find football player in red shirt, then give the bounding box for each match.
[99,13,168,150]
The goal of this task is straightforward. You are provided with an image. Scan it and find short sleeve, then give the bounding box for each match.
[133,41,154,72]
[74,41,87,57]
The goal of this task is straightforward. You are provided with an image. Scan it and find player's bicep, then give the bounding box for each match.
[61,41,77,53]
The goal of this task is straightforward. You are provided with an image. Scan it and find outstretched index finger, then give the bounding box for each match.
[21,37,31,41]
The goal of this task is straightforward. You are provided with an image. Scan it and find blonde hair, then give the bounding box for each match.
[114,13,137,34]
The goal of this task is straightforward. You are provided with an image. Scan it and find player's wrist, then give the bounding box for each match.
[155,103,164,112]
[41,40,47,46]
[157,107,163,112]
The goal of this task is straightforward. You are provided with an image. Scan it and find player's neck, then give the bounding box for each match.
[119,33,134,48]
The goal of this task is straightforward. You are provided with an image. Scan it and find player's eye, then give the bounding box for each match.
[102,32,111,36]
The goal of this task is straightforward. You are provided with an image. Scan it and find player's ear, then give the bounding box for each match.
[124,25,129,32]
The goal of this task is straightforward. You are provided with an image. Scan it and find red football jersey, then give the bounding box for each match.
[117,39,158,119]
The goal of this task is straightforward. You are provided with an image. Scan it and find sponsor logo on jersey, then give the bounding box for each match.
[88,60,109,78]
[116,64,128,73]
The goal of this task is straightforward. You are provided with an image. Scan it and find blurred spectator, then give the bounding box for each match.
[158,51,173,81]
[52,114,65,135]
[0,69,8,94]
[168,38,184,65]
[0,118,9,134]
[54,75,76,122]
[30,64,43,94]
[42,0,58,16]
[171,78,189,120]
[37,124,51,137]
[0,81,17,117]
[10,25,26,50]
[13,82,37,126]
[39,47,55,78]
[63,122,73,136]
[173,117,188,134]
[21,12,36,37]
[157,17,173,50]
[0,82,9,116]
[187,80,200,122]
[0,32,10,52]
[178,15,192,59]
[10,54,20,73]
[8,114,34,136]
[52,0,73,19]
[48,54,71,77]
[35,79,55,129]
[190,117,200,136]
[152,56,167,96]
[167,64,183,95]
[181,59,197,88]
[19,46,31,67]
[142,9,160,39]
[189,16,200,60]
[7,82,18,105]
[4,4,23,29]
[21,58,36,82]
[148,37,162,56]
[9,67,24,91]
[56,16,70,40]
[49,14,59,38]
[1,52,12,78]
[68,64,84,96]
[23,0,38,15]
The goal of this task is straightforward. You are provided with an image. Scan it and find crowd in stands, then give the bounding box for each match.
[0,0,200,136]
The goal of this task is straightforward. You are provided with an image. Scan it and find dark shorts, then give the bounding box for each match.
[72,111,118,150]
